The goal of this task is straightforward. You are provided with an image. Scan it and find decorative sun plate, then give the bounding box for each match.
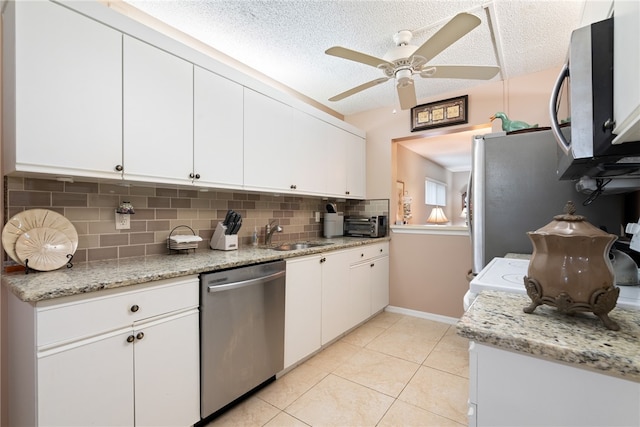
[15,227,73,271]
[2,209,78,265]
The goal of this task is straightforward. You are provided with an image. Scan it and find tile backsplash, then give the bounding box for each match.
[4,177,388,263]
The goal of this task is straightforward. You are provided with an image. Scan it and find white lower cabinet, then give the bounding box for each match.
[284,255,323,369]
[470,342,640,427]
[8,276,200,427]
[284,243,390,368]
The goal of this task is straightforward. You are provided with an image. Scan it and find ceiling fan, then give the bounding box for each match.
[325,13,500,110]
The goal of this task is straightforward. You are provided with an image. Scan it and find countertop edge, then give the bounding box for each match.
[3,237,390,303]
[457,290,640,382]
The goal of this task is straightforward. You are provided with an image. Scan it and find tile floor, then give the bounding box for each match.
[206,311,469,427]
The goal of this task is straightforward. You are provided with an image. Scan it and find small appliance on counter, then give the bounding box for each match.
[324,212,344,238]
[344,215,387,238]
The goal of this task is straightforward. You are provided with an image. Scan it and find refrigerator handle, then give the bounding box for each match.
[466,172,473,236]
[549,62,570,155]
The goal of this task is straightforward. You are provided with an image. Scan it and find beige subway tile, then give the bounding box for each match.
[128,220,147,232]
[171,198,191,209]
[145,242,167,255]
[65,181,99,194]
[191,198,210,209]
[78,234,100,249]
[71,249,87,263]
[119,245,145,258]
[25,178,64,192]
[130,232,154,245]
[148,197,170,208]
[156,188,178,198]
[100,234,129,247]
[7,176,24,190]
[70,221,89,235]
[121,195,148,209]
[178,189,197,198]
[177,209,198,220]
[52,192,87,207]
[65,208,101,221]
[88,247,118,261]
[88,193,119,208]
[88,221,118,234]
[100,183,130,195]
[129,185,155,196]
[131,208,155,220]
[9,191,51,207]
[157,209,178,220]
[148,220,170,232]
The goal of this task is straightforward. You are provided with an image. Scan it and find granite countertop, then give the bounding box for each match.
[3,236,389,303]
[457,290,640,382]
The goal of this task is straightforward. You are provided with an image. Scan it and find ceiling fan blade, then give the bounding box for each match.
[412,13,481,63]
[329,77,390,102]
[423,65,500,80]
[325,46,394,69]
[397,81,417,110]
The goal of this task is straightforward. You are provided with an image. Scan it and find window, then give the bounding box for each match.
[425,179,446,206]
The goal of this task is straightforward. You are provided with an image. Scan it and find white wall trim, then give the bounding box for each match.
[390,225,469,236]
[385,305,459,325]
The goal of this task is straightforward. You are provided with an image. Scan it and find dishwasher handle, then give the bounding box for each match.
[207,270,285,293]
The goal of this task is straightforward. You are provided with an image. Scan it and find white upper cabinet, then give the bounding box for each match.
[290,110,328,195]
[243,88,294,192]
[325,125,366,199]
[345,132,366,199]
[193,66,244,188]
[612,0,640,144]
[123,36,194,184]
[3,0,123,179]
[3,1,366,197]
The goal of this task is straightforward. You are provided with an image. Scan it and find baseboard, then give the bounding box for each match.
[385,305,459,325]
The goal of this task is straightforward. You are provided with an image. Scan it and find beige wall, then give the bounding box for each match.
[389,231,471,318]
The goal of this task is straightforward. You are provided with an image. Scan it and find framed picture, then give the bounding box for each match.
[411,95,468,132]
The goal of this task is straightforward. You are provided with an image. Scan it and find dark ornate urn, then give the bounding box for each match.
[524,201,620,330]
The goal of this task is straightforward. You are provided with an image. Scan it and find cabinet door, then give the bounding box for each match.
[243,88,294,191]
[38,329,134,426]
[134,310,200,427]
[123,36,194,184]
[284,255,322,368]
[8,1,122,179]
[612,0,640,144]
[325,125,348,197]
[194,66,244,188]
[346,133,366,199]
[370,255,390,313]
[290,110,328,195]
[321,250,353,344]
[348,261,373,328]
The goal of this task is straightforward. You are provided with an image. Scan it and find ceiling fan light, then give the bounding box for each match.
[396,68,412,87]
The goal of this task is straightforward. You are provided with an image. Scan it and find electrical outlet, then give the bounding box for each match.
[315,212,320,223]
[115,213,130,230]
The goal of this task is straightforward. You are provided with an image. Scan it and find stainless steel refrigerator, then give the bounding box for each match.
[469,129,625,274]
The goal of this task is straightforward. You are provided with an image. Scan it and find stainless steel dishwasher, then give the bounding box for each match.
[199,260,285,420]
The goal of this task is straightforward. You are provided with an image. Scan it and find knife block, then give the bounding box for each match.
[210,222,238,251]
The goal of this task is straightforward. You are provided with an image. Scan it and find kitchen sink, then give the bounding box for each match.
[271,242,334,251]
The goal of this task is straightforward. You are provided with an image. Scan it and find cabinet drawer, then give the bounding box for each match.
[349,242,389,264]
[37,275,198,348]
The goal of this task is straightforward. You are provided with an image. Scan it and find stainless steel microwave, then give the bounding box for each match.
[551,17,640,181]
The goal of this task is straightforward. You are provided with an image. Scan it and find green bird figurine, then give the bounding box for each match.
[490,112,538,132]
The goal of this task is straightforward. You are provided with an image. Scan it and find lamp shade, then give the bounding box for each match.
[427,207,448,224]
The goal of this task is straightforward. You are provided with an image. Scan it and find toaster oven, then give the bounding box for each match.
[344,215,387,238]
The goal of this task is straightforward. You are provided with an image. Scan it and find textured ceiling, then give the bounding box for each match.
[122,0,587,169]
[123,0,586,117]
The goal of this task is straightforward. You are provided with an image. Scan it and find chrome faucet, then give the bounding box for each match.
[265,220,283,245]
